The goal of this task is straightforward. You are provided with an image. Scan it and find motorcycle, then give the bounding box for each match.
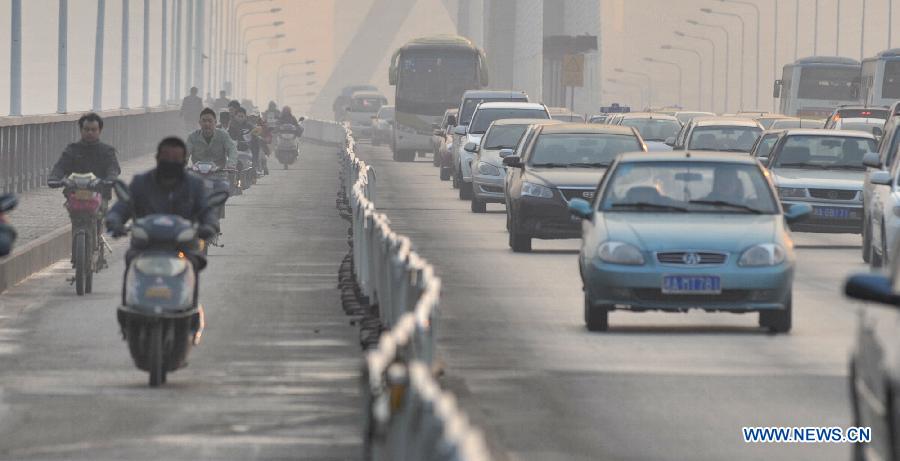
[49,173,111,295]
[274,124,300,169]
[190,162,231,255]
[111,181,228,387]
[235,148,256,190]
[0,194,18,257]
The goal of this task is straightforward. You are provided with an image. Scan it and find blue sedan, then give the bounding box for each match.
[568,151,811,333]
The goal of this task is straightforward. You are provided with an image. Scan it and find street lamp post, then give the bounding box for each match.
[239,20,284,97]
[701,8,746,110]
[239,32,285,99]
[613,69,653,108]
[142,0,150,107]
[160,0,167,105]
[662,44,702,110]
[861,0,867,59]
[688,19,731,112]
[606,78,645,110]
[120,0,129,109]
[674,31,717,112]
[644,57,683,107]
[232,6,282,97]
[57,0,68,113]
[93,0,106,111]
[10,0,21,116]
[720,0,761,109]
[254,48,297,103]
[277,73,316,102]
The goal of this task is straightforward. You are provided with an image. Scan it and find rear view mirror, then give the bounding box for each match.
[454,126,467,136]
[845,273,898,305]
[568,198,593,220]
[464,142,479,153]
[112,180,131,203]
[674,172,703,182]
[448,115,457,126]
[206,191,229,209]
[870,171,893,186]
[502,156,523,168]
[784,203,812,223]
[873,126,884,139]
[863,151,882,169]
[499,148,515,158]
[664,137,676,147]
[0,194,17,213]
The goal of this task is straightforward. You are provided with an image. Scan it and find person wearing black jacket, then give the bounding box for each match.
[49,113,121,184]
[105,137,218,270]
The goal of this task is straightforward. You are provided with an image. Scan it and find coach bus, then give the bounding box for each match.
[861,48,900,107]
[774,56,861,117]
[388,35,488,162]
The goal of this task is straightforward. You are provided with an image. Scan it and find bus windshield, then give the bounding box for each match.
[397,50,478,116]
[883,61,900,99]
[797,66,858,100]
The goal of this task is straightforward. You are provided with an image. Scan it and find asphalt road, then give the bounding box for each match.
[353,142,866,461]
[0,144,361,460]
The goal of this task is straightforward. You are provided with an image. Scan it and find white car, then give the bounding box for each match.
[453,101,550,200]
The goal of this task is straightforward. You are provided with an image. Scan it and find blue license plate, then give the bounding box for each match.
[813,207,851,219]
[662,275,721,294]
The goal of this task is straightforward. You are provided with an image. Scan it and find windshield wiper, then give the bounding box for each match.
[719,148,751,153]
[531,163,570,168]
[821,164,866,170]
[688,200,765,214]
[776,162,827,169]
[568,162,610,168]
[610,202,689,212]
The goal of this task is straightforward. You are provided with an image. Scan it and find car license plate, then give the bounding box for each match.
[813,207,851,219]
[74,190,94,200]
[662,275,721,294]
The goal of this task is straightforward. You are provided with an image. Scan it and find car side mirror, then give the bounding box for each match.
[664,137,676,147]
[784,203,812,223]
[568,198,593,220]
[873,126,884,140]
[453,126,467,136]
[871,171,893,186]
[502,156,523,168]
[845,273,898,305]
[0,194,17,213]
[863,151,883,169]
[448,115,457,126]
[499,148,515,158]
[112,179,131,204]
[433,129,443,136]
[464,142,479,153]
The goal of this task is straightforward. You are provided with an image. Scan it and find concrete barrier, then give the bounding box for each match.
[0,225,70,293]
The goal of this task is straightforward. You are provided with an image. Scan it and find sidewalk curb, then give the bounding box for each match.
[0,224,71,294]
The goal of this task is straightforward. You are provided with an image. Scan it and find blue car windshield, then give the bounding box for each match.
[600,161,779,214]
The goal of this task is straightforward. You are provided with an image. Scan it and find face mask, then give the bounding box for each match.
[157,160,186,181]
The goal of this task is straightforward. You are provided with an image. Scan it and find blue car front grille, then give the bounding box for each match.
[656,251,727,265]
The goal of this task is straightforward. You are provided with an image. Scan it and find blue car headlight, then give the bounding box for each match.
[596,241,645,265]
[522,181,554,198]
[477,162,501,176]
[738,244,786,267]
[778,187,807,199]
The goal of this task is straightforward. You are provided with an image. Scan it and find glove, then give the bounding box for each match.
[198,224,217,240]
[105,216,126,238]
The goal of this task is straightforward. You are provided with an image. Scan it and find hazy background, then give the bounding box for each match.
[0,0,895,116]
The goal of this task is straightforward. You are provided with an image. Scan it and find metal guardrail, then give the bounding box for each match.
[337,127,492,461]
[0,106,181,194]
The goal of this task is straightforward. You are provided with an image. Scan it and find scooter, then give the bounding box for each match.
[274,124,300,169]
[111,181,228,387]
[235,150,256,190]
[0,194,18,257]
[190,161,230,255]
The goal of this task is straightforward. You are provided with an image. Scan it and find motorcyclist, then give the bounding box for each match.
[180,87,204,132]
[187,108,238,168]
[105,136,219,270]
[213,91,230,113]
[279,106,300,128]
[263,101,280,125]
[0,194,15,257]
[228,108,262,177]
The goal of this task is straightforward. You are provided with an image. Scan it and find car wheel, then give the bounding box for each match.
[440,167,450,181]
[873,222,887,268]
[584,291,609,332]
[759,294,792,333]
[471,198,486,213]
[459,181,473,200]
[862,220,872,264]
[509,218,531,253]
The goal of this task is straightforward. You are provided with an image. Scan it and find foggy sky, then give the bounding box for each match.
[0,0,896,116]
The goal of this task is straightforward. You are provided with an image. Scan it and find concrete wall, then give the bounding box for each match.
[512,0,544,103]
